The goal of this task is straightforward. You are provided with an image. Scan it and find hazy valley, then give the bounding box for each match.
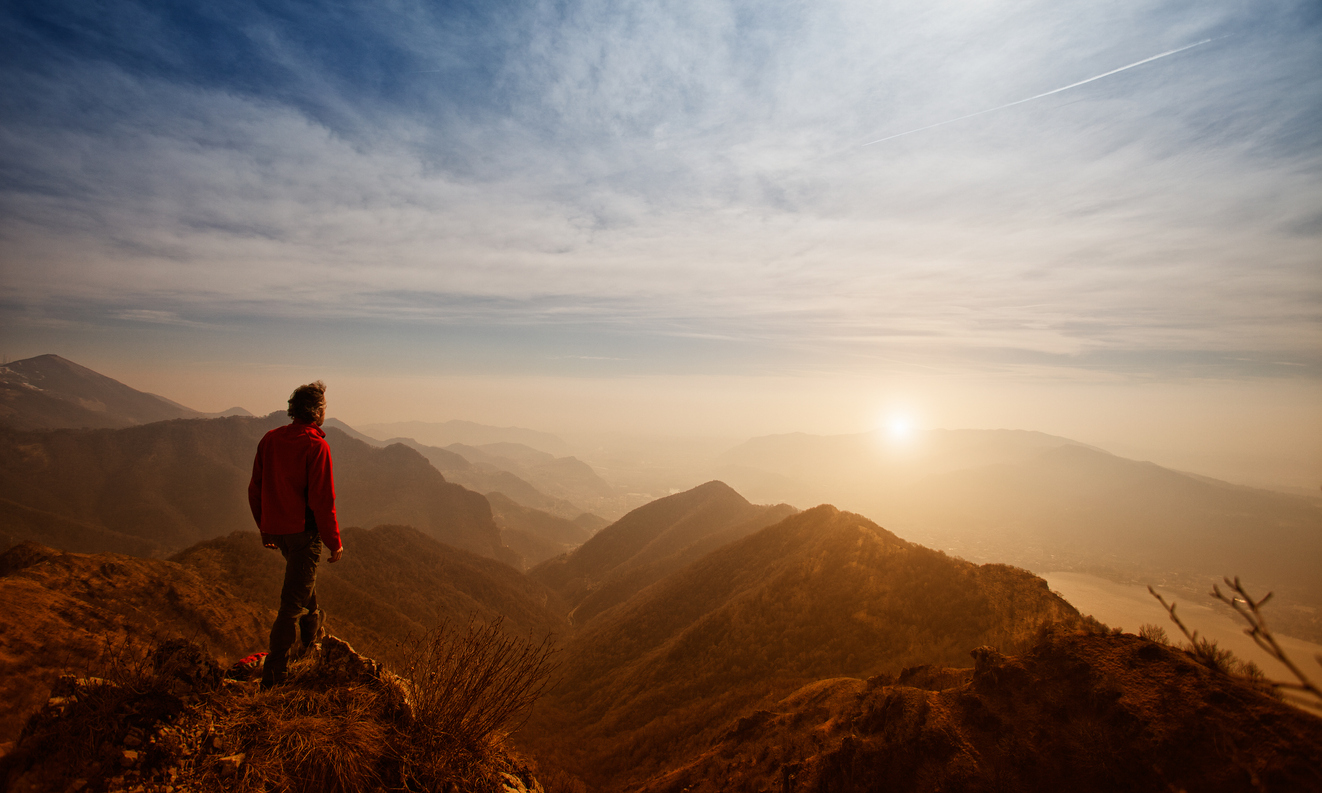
[1,354,1320,791]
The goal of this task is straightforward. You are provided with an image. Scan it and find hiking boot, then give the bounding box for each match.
[292,609,326,660]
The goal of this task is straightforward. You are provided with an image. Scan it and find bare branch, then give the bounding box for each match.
[1208,577,1322,706]
[1148,586,1198,645]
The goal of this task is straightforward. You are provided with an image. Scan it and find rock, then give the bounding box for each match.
[151,639,223,695]
[123,734,142,748]
[119,750,139,768]
[50,675,114,699]
[970,646,1005,676]
[317,636,382,681]
[217,753,246,776]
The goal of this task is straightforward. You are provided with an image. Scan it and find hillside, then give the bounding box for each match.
[485,492,594,570]
[0,524,568,747]
[446,442,643,520]
[0,354,206,431]
[637,627,1322,793]
[382,435,593,522]
[529,481,796,623]
[521,505,1080,787]
[174,525,568,659]
[0,415,513,563]
[0,542,270,744]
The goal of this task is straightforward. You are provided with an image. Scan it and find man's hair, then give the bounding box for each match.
[287,381,326,423]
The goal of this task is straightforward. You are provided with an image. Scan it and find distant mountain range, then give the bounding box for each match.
[355,419,571,456]
[0,354,249,430]
[0,414,515,564]
[0,356,609,570]
[719,428,1322,640]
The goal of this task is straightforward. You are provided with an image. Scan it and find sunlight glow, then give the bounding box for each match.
[887,415,915,442]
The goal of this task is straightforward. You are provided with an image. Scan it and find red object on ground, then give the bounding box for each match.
[226,651,268,681]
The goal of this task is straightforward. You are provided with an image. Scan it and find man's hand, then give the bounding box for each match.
[261,533,278,550]
[329,547,344,563]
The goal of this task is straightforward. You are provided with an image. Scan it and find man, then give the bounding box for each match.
[247,380,344,689]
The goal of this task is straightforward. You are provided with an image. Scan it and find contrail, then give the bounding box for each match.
[862,37,1220,146]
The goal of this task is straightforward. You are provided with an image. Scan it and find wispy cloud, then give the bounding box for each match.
[860,37,1223,146]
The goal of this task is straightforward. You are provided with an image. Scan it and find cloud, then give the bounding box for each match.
[0,0,1319,381]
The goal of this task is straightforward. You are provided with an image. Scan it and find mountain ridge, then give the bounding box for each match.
[0,354,204,431]
[522,504,1081,787]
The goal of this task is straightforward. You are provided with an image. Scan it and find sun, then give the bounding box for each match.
[886,414,915,442]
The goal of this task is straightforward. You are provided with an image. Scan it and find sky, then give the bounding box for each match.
[1,0,1319,488]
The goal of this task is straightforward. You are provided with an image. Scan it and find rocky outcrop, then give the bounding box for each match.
[1,636,545,793]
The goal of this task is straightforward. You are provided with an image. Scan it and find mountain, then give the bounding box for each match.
[0,354,206,431]
[635,628,1322,793]
[718,429,1322,640]
[444,442,645,519]
[572,512,609,533]
[320,416,385,445]
[889,444,1322,597]
[355,419,571,456]
[521,505,1080,787]
[327,432,513,564]
[0,415,513,564]
[0,542,271,743]
[367,434,595,522]
[485,492,594,570]
[529,481,797,624]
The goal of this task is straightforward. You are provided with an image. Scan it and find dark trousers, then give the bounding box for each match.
[261,528,323,687]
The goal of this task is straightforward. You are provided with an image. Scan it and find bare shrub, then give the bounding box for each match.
[1138,624,1169,644]
[1187,637,1238,675]
[1078,614,1122,635]
[394,616,561,787]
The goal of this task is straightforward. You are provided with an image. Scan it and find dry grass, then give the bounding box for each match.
[3,622,560,793]
[230,684,392,793]
[394,616,561,790]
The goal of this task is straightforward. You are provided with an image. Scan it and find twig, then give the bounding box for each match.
[1148,586,1199,644]
[1211,577,1322,707]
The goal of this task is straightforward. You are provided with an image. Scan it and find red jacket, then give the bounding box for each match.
[248,422,342,551]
